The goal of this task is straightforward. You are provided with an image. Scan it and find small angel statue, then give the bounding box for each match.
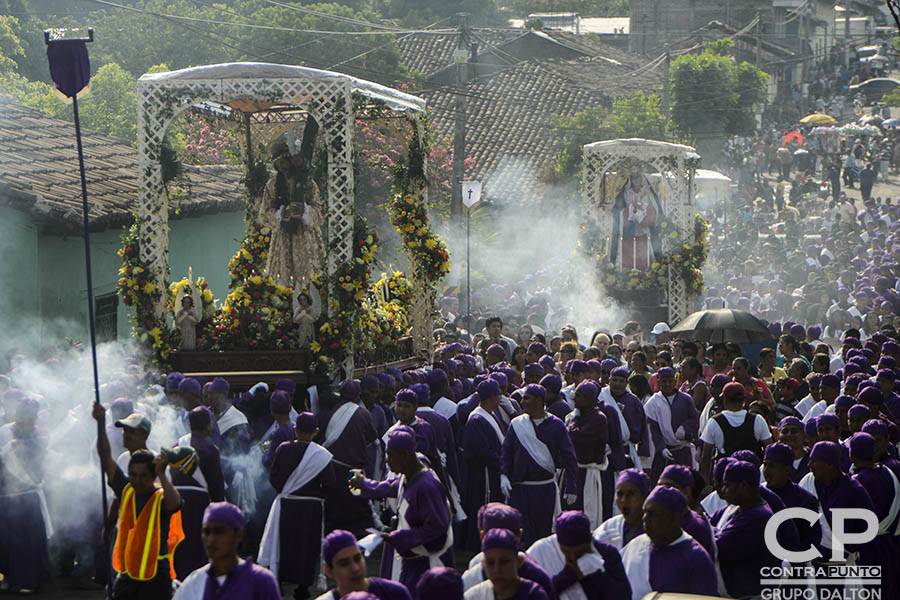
[293,285,321,347]
[175,285,203,350]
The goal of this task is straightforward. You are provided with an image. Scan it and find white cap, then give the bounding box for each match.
[613,331,625,338]
[651,322,670,335]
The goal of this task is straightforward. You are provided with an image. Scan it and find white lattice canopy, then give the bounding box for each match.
[136,62,429,373]
[581,138,698,323]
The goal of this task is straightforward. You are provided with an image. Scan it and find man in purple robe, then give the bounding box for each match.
[775,416,810,482]
[644,367,698,483]
[173,406,226,581]
[621,486,717,599]
[353,429,454,597]
[317,381,378,537]
[390,390,438,471]
[465,529,549,600]
[261,390,296,471]
[262,412,335,600]
[762,442,820,551]
[605,366,651,469]
[565,382,608,530]
[849,432,900,597]
[361,376,389,478]
[315,530,411,600]
[501,384,578,547]
[174,502,280,600]
[0,397,49,594]
[411,383,461,518]
[657,464,715,559]
[593,469,649,550]
[527,511,631,600]
[426,369,460,435]
[715,460,781,598]
[206,377,250,457]
[460,379,505,550]
[579,380,627,520]
[863,418,900,480]
[461,503,554,599]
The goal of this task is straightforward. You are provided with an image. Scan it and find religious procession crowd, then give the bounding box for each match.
[1,301,900,600]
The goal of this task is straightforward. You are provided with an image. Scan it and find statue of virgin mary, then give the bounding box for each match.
[610,170,665,272]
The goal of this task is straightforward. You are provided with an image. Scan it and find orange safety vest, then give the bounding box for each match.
[112,484,185,581]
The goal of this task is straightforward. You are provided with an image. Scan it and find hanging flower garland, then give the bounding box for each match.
[581,214,709,294]
[117,219,175,363]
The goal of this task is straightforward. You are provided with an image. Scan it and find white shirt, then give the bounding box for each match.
[699,410,771,452]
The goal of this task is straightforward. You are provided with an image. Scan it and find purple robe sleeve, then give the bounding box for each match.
[553,540,630,600]
[359,476,400,500]
[549,419,578,495]
[598,402,626,471]
[463,416,501,471]
[197,441,226,502]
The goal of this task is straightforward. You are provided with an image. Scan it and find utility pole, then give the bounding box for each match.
[756,12,761,66]
[844,3,850,68]
[450,12,469,225]
[662,50,671,119]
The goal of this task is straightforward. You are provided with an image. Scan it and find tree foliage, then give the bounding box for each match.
[669,40,768,141]
[551,91,670,177]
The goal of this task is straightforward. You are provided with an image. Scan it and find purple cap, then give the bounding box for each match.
[522,383,546,402]
[764,442,794,467]
[407,383,429,406]
[835,395,855,409]
[778,416,803,431]
[848,404,871,419]
[808,325,822,338]
[810,441,842,466]
[178,377,202,398]
[489,371,508,389]
[807,374,822,389]
[657,367,676,380]
[203,501,245,530]
[395,389,417,406]
[477,502,523,532]
[731,449,761,467]
[877,368,896,382]
[275,378,296,394]
[377,373,396,389]
[487,344,506,358]
[862,419,889,437]
[724,460,759,485]
[539,374,562,394]
[209,377,230,395]
[615,468,651,496]
[110,398,134,420]
[523,363,544,379]
[858,386,884,406]
[188,406,213,430]
[645,485,688,513]
[817,413,840,429]
[610,366,630,379]
[165,372,185,391]
[570,360,589,375]
[710,373,730,388]
[539,355,557,370]
[713,457,733,481]
[340,379,361,401]
[322,530,358,566]
[821,374,840,389]
[790,324,806,337]
[849,432,876,460]
[386,428,416,452]
[804,418,819,438]
[555,511,592,546]
[600,359,618,372]
[481,528,518,552]
[659,464,693,488]
[416,568,463,600]
[575,380,599,402]
[295,412,317,433]
[477,379,501,401]
[269,390,292,415]
[527,342,548,356]
[361,375,380,391]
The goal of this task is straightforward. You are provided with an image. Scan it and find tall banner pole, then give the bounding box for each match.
[461,181,482,326]
[45,27,112,599]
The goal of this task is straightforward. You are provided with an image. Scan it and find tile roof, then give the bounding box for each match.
[0,95,243,231]
[397,29,520,77]
[419,55,665,202]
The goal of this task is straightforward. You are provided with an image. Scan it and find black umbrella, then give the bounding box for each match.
[669,309,774,344]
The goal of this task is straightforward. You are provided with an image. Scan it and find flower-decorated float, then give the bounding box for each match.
[579,139,708,328]
[122,63,448,387]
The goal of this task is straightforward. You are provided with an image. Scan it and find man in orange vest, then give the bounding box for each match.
[93,402,184,599]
